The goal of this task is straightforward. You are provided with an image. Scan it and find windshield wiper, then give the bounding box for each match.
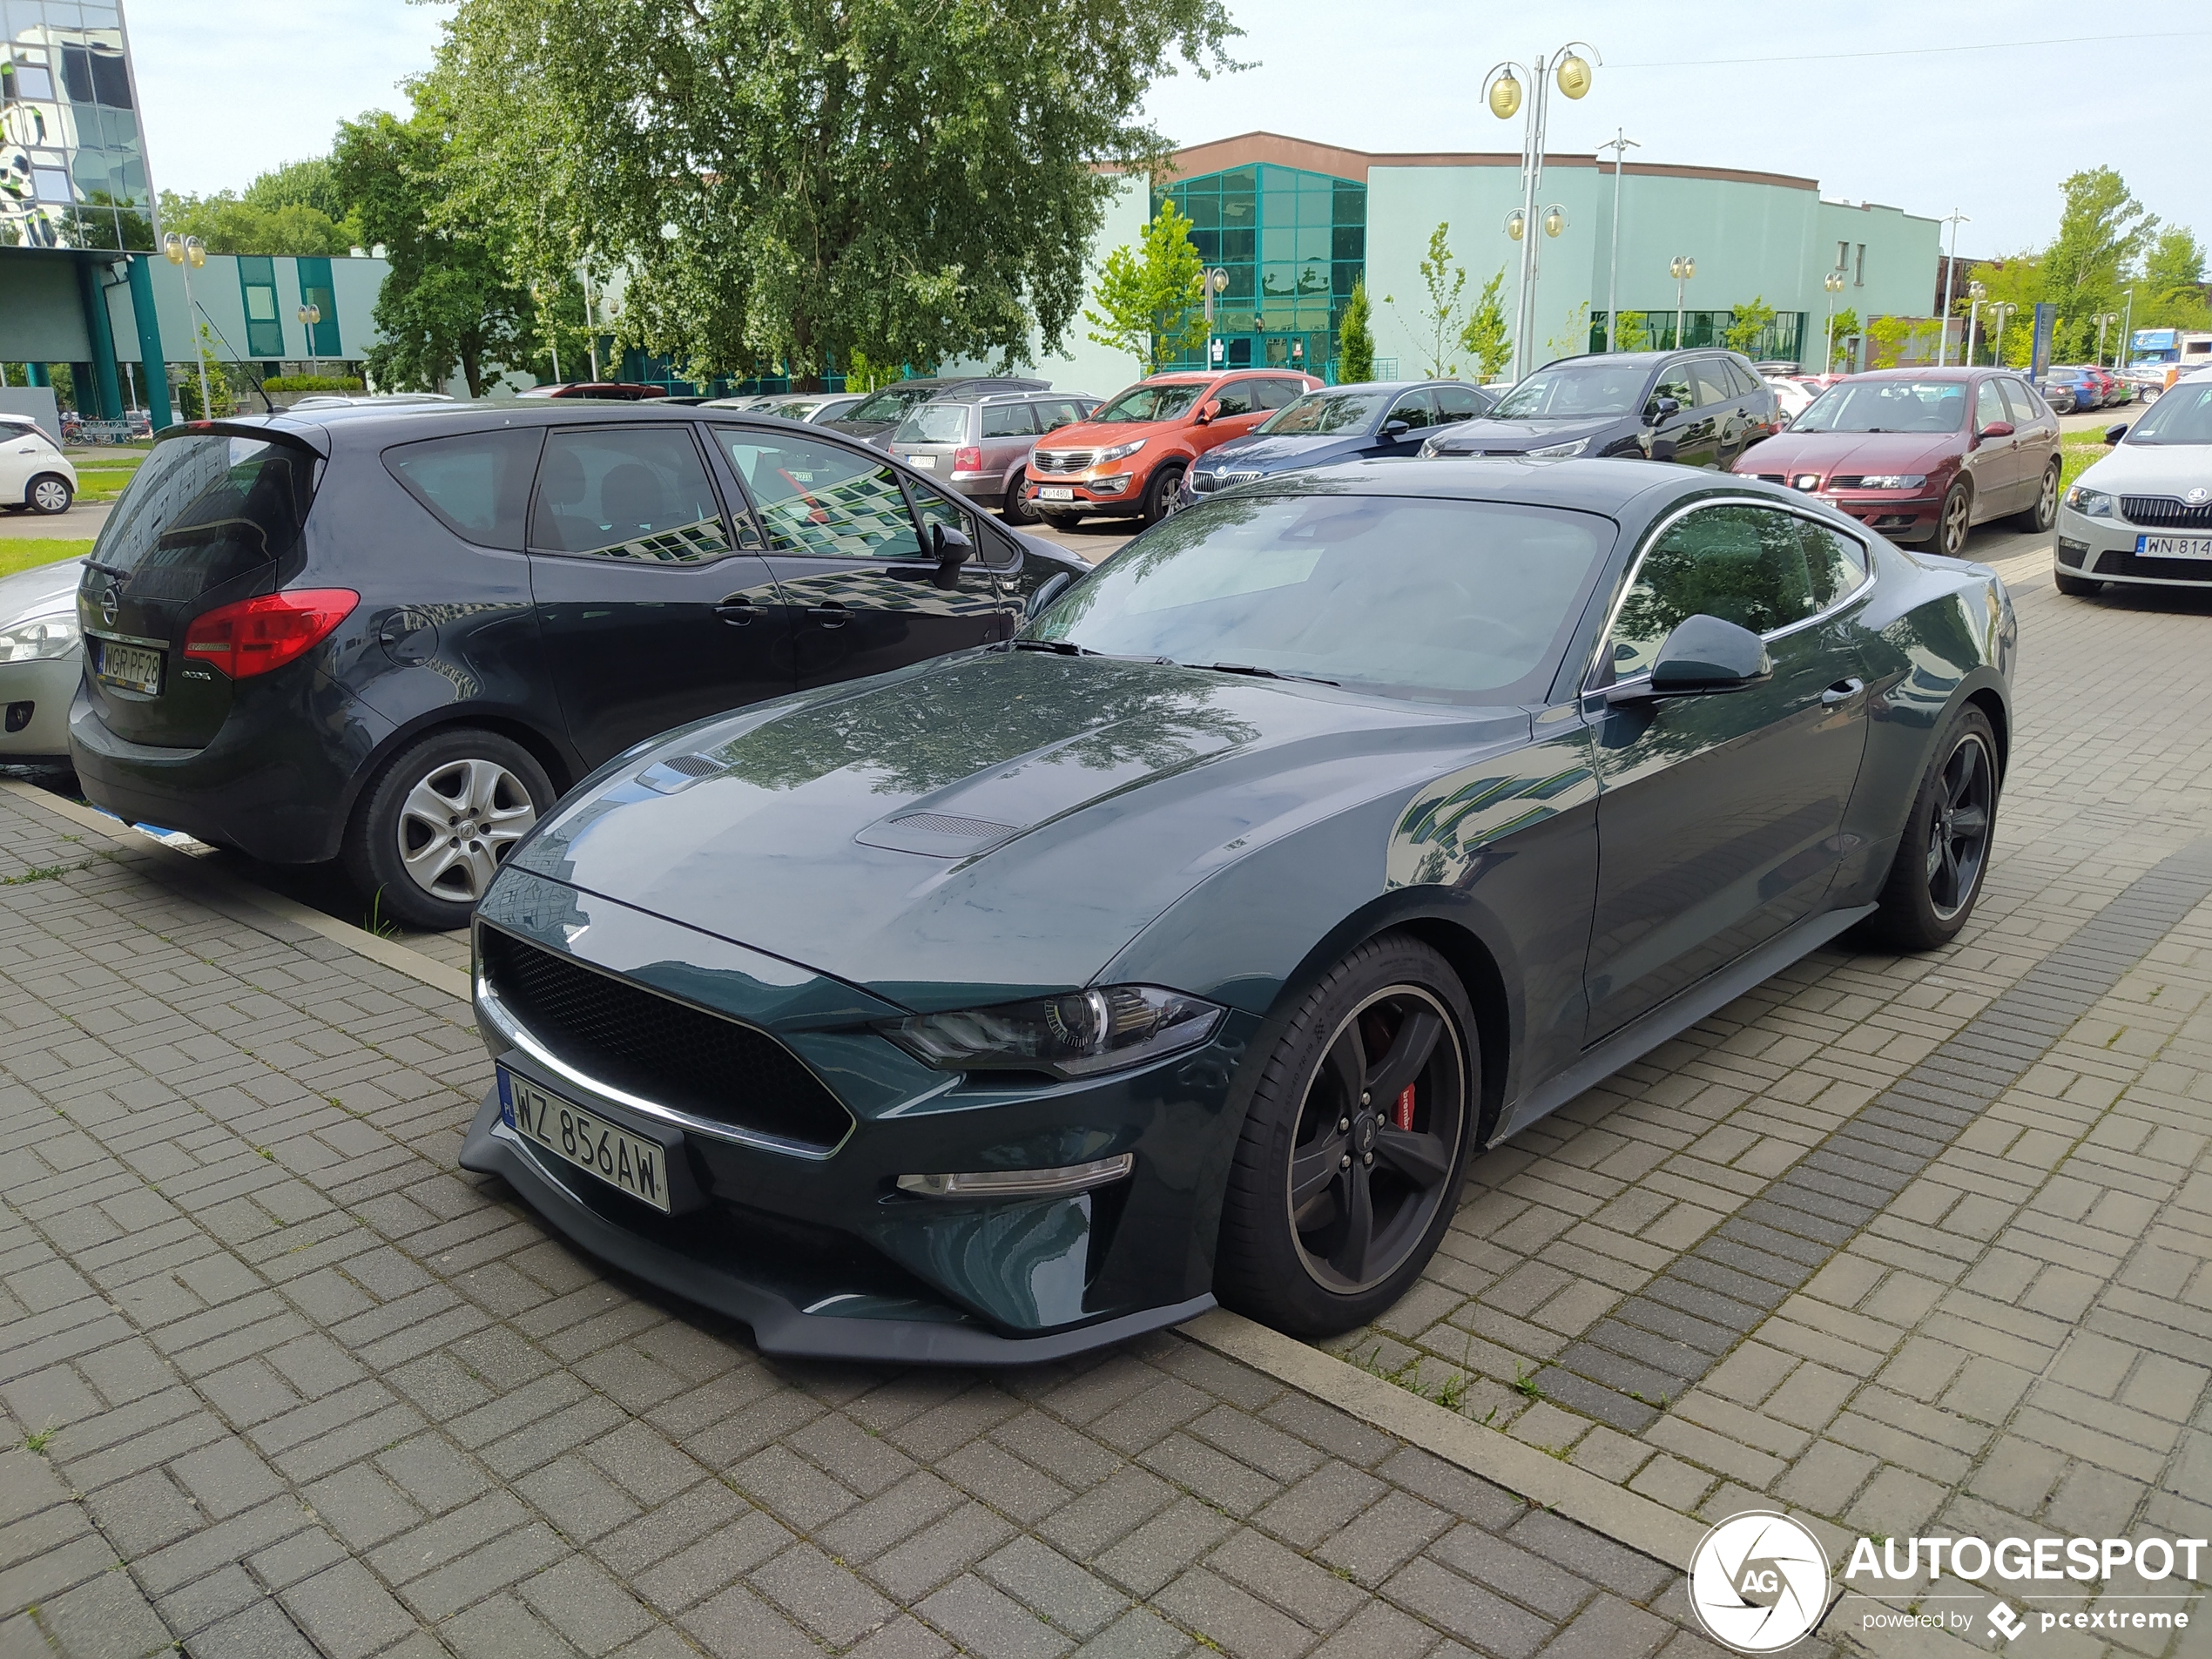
[1182,661,1339,686]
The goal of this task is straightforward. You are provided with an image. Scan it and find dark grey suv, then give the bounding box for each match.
[1421,350,1782,469]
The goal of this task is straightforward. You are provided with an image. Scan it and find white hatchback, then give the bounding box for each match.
[0,416,78,515]
[2054,371,2212,595]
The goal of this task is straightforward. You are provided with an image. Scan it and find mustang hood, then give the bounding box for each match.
[508,651,1520,1010]
[1747,430,1958,475]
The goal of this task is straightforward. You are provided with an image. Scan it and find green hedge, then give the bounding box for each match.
[262,374,365,393]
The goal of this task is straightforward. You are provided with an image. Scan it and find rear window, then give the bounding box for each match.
[894,405,970,444]
[384,428,544,550]
[92,433,315,603]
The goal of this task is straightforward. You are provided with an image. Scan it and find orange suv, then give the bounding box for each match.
[1025,368,1320,528]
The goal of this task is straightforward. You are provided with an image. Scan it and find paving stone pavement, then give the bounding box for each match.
[0,792,1748,1658]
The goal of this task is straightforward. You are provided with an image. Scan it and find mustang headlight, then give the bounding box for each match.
[0,608,80,664]
[1526,437,1590,459]
[1854,474,1925,490]
[885,985,1224,1078]
[2064,483,2114,517]
[1095,439,1147,465]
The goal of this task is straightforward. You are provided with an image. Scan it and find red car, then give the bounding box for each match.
[1024,368,1320,527]
[1730,368,2061,555]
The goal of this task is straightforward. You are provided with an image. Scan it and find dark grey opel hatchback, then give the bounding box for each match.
[70,404,1083,928]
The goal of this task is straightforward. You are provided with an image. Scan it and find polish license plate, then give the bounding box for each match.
[95,640,161,696]
[1037,485,1074,502]
[905,454,935,469]
[2138,534,2212,560]
[500,1069,671,1213]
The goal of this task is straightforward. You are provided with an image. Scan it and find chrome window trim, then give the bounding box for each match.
[474,967,855,1160]
[1582,494,1877,694]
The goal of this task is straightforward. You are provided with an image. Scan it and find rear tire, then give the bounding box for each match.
[2053,569,2101,597]
[27,474,72,515]
[1858,705,2000,952]
[2013,461,2060,532]
[342,727,553,933]
[1216,933,1480,1337]
[1001,470,1040,525]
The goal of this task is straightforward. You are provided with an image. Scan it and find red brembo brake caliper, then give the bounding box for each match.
[1394,1084,1417,1131]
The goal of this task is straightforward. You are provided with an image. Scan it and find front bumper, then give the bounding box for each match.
[1025,472,1140,516]
[0,656,78,761]
[461,869,1244,1361]
[1808,489,1941,540]
[2056,505,2212,587]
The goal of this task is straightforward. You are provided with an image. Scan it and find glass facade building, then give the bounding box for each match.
[1156,162,1366,377]
[1,0,150,251]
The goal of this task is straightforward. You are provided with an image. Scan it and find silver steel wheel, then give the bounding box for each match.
[395,757,536,904]
[1939,484,1971,556]
[30,475,71,514]
[2032,466,2058,530]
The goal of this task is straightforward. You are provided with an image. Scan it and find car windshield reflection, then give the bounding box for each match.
[1258,391,1389,435]
[1490,364,1646,420]
[1794,381,1967,435]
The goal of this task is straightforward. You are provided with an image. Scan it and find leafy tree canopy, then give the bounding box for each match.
[1084,199,1206,374]
[1457,268,1511,381]
[1721,295,1776,356]
[421,0,1239,388]
[156,188,353,257]
[1387,223,1467,379]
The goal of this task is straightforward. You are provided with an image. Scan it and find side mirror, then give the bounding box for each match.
[1608,615,1772,705]
[1382,419,1411,440]
[1025,570,1074,617]
[927,521,973,588]
[1977,421,2014,440]
[2104,423,2128,445]
[1650,395,1683,422]
[1194,398,1222,425]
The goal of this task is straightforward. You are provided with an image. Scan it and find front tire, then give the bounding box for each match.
[1935,480,1973,556]
[1216,934,1479,1337]
[1001,470,1040,525]
[1141,463,1186,527]
[28,474,73,515]
[2054,569,2101,597]
[342,727,553,932]
[2013,461,2060,532]
[1859,705,2000,952]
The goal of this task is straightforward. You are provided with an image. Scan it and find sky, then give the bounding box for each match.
[126,0,2203,261]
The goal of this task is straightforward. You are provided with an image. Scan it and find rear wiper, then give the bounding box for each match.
[1011,637,1097,655]
[1183,661,1339,686]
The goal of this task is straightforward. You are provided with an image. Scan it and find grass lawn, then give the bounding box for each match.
[0,539,93,579]
[69,451,146,503]
[2060,435,2111,494]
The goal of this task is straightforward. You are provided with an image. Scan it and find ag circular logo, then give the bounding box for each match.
[1689,1512,1830,1652]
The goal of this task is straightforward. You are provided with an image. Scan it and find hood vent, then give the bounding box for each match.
[856,811,1021,857]
[638,752,725,794]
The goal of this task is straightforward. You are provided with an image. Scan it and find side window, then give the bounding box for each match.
[710,428,924,561]
[1386,391,1437,430]
[981,403,1037,440]
[1605,505,1821,680]
[1049,400,1092,429]
[384,428,543,551]
[1435,385,1487,421]
[1649,368,1695,415]
[1726,361,1764,397]
[1211,383,1257,418]
[1690,360,1737,408]
[1256,379,1305,410]
[1797,520,1869,609]
[1975,381,2007,433]
[529,428,730,562]
[1998,379,2040,425]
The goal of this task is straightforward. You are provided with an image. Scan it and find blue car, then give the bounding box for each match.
[1182,380,1496,505]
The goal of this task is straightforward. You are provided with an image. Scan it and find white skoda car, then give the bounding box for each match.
[2055,370,2212,596]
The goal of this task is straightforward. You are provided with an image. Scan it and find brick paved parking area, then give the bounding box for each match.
[2,523,2209,1658]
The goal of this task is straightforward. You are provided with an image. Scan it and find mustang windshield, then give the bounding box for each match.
[1257,391,1388,435]
[1091,383,1207,423]
[1489,363,1647,420]
[1794,381,1967,434]
[1028,494,1611,703]
[2122,381,2212,444]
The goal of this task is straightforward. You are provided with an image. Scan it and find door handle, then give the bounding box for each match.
[806,603,849,628]
[1820,678,1865,705]
[714,602,763,627]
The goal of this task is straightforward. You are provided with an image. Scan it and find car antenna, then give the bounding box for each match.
[186,302,277,415]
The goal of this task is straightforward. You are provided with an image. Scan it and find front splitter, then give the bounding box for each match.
[458,1089,1213,1365]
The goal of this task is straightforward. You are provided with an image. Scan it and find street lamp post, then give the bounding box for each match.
[1670,256,1696,352]
[2119,288,2134,374]
[1966,280,1986,366]
[1936,209,1970,367]
[1597,127,1639,353]
[1201,266,1229,372]
[2092,311,2120,370]
[1990,302,2019,369]
[1823,270,1845,373]
[162,232,212,419]
[295,302,321,378]
[1483,42,1599,382]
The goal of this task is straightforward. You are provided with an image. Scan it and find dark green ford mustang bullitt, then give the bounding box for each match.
[461,459,2015,1362]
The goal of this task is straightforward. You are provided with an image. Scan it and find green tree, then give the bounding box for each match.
[332,105,532,396]
[1456,267,1512,381]
[1084,199,1206,374]
[1547,300,1589,364]
[156,189,351,256]
[242,157,348,222]
[1865,315,1913,369]
[1336,278,1374,383]
[424,0,1239,390]
[1722,295,1776,356]
[1387,223,1467,378]
[1823,306,1860,369]
[2140,227,2210,331]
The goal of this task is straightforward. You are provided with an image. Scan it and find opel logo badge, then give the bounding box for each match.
[99,588,118,626]
[2187,487,2210,507]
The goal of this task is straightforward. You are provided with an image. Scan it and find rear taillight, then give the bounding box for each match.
[185,589,359,678]
[954,446,981,472]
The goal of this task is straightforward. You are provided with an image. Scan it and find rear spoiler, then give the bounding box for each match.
[152,417,331,459]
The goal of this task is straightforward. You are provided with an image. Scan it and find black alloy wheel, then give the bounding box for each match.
[2014,461,2060,532]
[1142,463,1186,526]
[1936,481,1973,556]
[1860,705,2000,951]
[1217,933,1477,1335]
[1001,469,1040,525]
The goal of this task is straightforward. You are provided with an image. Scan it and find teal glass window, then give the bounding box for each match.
[236,256,285,357]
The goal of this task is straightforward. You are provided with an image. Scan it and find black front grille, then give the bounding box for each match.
[481,927,853,1151]
[2121,496,2212,528]
[2090,549,2212,583]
